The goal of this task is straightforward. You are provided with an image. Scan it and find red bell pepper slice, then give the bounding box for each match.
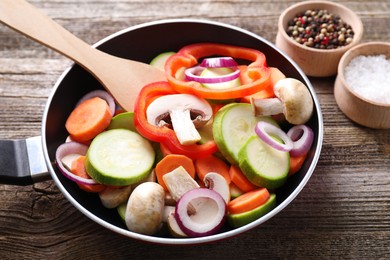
[133,81,218,159]
[165,43,271,100]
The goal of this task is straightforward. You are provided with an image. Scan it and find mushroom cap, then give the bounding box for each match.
[273,78,314,125]
[146,93,213,127]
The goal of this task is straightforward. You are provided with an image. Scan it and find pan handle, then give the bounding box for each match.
[0,136,50,185]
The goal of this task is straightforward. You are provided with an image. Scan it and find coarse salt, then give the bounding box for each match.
[344,55,390,104]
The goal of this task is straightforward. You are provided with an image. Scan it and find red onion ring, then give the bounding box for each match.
[287,125,314,157]
[55,142,98,185]
[255,121,293,152]
[76,90,115,116]
[175,188,226,237]
[184,65,240,84]
[200,57,238,68]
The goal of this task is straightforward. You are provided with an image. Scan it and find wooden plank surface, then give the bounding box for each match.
[0,0,389,259]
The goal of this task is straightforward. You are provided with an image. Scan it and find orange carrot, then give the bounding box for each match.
[71,155,106,193]
[289,153,308,176]
[195,154,231,184]
[65,97,112,142]
[155,154,196,191]
[227,187,270,214]
[240,67,286,103]
[229,165,257,192]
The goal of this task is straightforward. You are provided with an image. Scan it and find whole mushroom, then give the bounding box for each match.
[251,78,314,125]
[125,182,165,235]
[146,93,213,145]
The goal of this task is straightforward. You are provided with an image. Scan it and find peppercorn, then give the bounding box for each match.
[286,9,354,49]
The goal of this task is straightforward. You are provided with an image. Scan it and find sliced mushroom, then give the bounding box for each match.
[251,78,314,125]
[146,94,213,145]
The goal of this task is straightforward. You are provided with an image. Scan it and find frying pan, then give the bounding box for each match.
[0,19,323,245]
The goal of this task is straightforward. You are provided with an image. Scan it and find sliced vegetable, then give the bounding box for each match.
[155,154,196,191]
[212,102,277,164]
[55,141,98,186]
[289,153,308,176]
[117,202,127,223]
[162,166,200,201]
[150,51,176,70]
[200,67,241,90]
[99,185,132,209]
[229,165,257,192]
[107,111,136,131]
[229,182,244,199]
[167,210,188,238]
[287,124,314,157]
[238,136,290,189]
[76,90,116,116]
[200,56,238,68]
[227,193,276,228]
[85,129,155,186]
[240,67,285,103]
[134,81,218,159]
[227,187,270,214]
[195,154,231,185]
[255,120,293,152]
[65,96,112,142]
[71,155,106,192]
[165,43,271,100]
[185,65,240,84]
[146,93,212,145]
[125,182,165,235]
[175,188,226,237]
[204,172,230,204]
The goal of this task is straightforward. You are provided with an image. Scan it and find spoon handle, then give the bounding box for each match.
[0,0,98,66]
[0,0,166,111]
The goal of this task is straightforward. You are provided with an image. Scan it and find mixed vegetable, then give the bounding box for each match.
[55,43,315,238]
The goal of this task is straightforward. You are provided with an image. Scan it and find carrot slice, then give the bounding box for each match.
[71,155,106,193]
[155,154,195,191]
[289,153,308,176]
[240,67,286,103]
[227,187,270,214]
[229,165,257,192]
[195,154,231,184]
[65,97,112,142]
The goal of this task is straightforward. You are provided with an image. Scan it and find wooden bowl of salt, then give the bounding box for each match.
[334,42,390,129]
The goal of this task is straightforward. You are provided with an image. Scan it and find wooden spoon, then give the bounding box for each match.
[0,0,166,111]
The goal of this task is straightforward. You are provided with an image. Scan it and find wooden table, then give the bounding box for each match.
[0,0,389,259]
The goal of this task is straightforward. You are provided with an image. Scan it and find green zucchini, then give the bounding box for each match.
[212,103,277,164]
[238,136,289,189]
[86,129,155,186]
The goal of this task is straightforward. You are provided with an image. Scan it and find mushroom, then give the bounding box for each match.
[125,182,165,235]
[146,94,213,145]
[99,185,132,209]
[203,172,230,204]
[250,78,314,125]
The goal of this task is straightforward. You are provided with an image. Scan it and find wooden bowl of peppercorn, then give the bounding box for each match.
[276,0,363,77]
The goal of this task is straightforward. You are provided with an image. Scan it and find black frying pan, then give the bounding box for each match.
[0,19,323,245]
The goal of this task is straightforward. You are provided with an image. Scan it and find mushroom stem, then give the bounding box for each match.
[251,97,283,117]
[250,78,314,125]
[170,109,202,145]
[146,93,213,145]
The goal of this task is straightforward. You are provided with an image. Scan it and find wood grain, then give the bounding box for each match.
[0,1,389,259]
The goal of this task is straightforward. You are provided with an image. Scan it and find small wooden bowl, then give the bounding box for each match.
[334,42,390,129]
[276,0,363,77]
